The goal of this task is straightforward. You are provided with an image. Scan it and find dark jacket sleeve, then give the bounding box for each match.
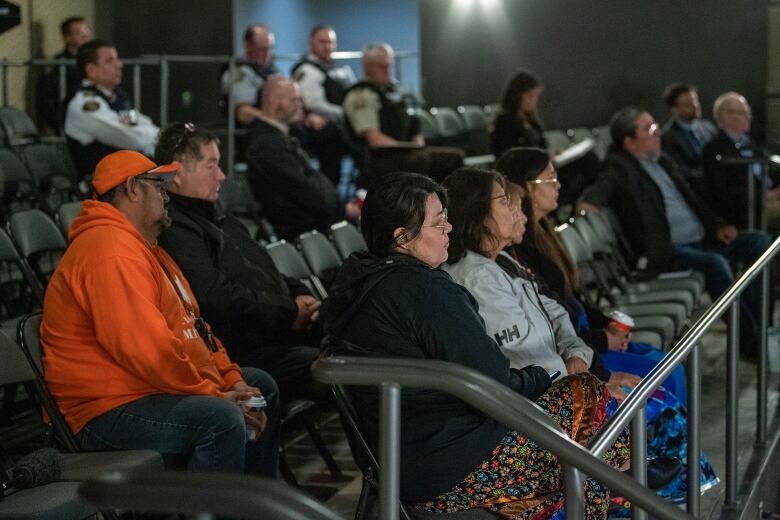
[159,219,299,339]
[580,161,621,208]
[588,350,612,382]
[579,329,608,353]
[246,128,344,218]
[413,273,551,400]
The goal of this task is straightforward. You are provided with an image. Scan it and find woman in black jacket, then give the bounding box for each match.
[321,171,629,518]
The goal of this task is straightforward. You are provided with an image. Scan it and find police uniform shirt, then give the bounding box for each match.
[342,87,384,136]
[293,54,356,122]
[220,62,278,106]
[64,82,159,156]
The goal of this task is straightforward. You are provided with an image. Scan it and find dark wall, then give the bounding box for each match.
[105,0,233,127]
[420,0,768,137]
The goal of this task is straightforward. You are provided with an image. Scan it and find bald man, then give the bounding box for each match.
[244,76,358,240]
[703,92,780,231]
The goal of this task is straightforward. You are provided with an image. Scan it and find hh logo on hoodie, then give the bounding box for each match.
[494,325,521,346]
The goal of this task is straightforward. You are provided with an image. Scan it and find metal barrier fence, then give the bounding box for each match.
[312,234,780,520]
[0,51,418,176]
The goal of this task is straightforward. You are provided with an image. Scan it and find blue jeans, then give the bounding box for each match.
[672,231,771,345]
[77,367,281,477]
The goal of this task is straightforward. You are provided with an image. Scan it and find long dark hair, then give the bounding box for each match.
[495,147,579,295]
[443,167,506,264]
[499,70,542,127]
[361,172,447,257]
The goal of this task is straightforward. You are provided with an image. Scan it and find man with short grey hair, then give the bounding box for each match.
[703,91,780,231]
[342,41,463,185]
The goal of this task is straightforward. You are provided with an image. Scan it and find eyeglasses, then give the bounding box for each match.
[173,122,196,154]
[423,209,449,236]
[491,192,512,207]
[135,175,169,194]
[528,176,559,185]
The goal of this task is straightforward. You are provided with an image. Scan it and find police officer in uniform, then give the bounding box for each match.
[221,24,279,126]
[291,25,356,124]
[342,42,463,186]
[65,40,159,181]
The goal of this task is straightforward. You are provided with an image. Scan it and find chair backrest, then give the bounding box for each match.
[430,107,464,138]
[17,312,81,452]
[0,228,44,323]
[0,327,36,386]
[57,201,82,237]
[482,104,501,126]
[543,130,572,154]
[16,142,78,186]
[457,105,488,131]
[330,221,367,260]
[556,222,593,263]
[571,217,608,255]
[0,106,39,144]
[0,148,38,211]
[265,240,327,299]
[566,127,594,143]
[415,108,439,143]
[592,125,611,160]
[8,209,68,283]
[299,230,342,277]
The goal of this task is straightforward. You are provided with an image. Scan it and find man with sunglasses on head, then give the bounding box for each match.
[41,150,281,476]
[577,107,770,360]
[155,123,326,404]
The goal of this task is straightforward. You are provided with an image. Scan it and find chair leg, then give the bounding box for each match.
[354,476,374,520]
[278,445,300,488]
[301,413,344,479]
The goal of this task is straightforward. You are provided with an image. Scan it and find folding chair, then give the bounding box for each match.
[265,240,327,299]
[0,106,39,146]
[14,143,79,214]
[8,209,67,285]
[56,201,82,238]
[298,230,342,289]
[0,149,38,214]
[0,480,98,520]
[330,221,367,260]
[457,105,491,156]
[430,107,469,150]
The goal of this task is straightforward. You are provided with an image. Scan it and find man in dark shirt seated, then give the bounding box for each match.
[244,76,359,240]
[577,107,771,359]
[155,123,324,401]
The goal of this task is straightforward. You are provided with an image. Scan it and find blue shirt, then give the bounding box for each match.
[639,158,705,245]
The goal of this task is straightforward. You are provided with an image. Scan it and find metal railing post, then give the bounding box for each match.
[133,64,142,112]
[58,63,67,130]
[159,57,169,129]
[757,266,770,446]
[1,60,8,106]
[562,464,583,518]
[747,165,756,231]
[760,161,769,231]
[725,301,740,508]
[379,382,401,520]
[227,56,236,177]
[631,407,647,520]
[686,341,701,516]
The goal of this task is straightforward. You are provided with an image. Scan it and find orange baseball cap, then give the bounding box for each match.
[92,150,181,196]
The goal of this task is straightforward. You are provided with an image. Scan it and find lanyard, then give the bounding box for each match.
[158,258,219,353]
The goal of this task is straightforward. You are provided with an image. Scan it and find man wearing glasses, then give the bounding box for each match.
[41,150,281,476]
[155,123,326,404]
[577,107,770,360]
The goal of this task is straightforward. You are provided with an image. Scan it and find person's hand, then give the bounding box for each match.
[412,134,425,146]
[609,371,641,389]
[221,380,261,403]
[575,202,600,216]
[605,325,631,352]
[564,356,589,375]
[716,225,738,245]
[605,382,627,404]
[345,201,361,220]
[305,113,326,130]
[232,381,261,396]
[292,295,321,330]
[244,409,268,441]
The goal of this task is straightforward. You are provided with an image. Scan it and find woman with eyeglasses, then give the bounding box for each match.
[493,147,718,503]
[321,171,630,519]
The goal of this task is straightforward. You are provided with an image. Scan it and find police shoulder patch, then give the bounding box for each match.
[82,101,100,112]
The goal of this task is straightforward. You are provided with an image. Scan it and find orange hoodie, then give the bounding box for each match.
[41,200,244,434]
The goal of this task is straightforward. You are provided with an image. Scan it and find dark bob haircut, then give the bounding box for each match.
[361,172,447,258]
[495,147,551,185]
[442,167,506,264]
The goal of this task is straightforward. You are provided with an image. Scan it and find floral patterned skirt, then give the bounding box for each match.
[416,373,630,519]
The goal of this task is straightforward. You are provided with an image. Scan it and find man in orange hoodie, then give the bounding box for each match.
[41,150,280,476]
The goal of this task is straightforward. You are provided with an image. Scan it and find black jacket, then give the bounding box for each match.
[581,149,722,275]
[321,252,550,503]
[245,119,345,240]
[702,130,778,230]
[490,112,546,158]
[158,194,311,365]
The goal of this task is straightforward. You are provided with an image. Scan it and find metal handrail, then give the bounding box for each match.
[588,236,780,452]
[311,356,693,520]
